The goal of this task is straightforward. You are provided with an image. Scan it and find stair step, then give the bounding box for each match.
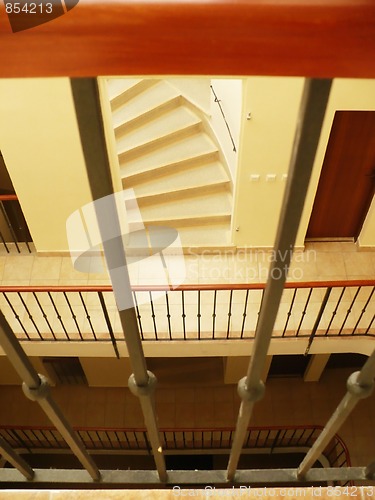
[129,214,231,229]
[116,106,201,154]
[135,181,231,206]
[111,80,180,128]
[177,225,232,248]
[106,78,143,100]
[120,134,218,178]
[110,79,159,113]
[114,96,183,137]
[122,152,220,187]
[130,191,231,221]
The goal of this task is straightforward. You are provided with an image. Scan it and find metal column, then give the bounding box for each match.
[70,78,167,482]
[0,311,100,481]
[226,79,332,481]
[298,349,375,478]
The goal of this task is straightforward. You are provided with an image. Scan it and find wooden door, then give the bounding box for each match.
[307,111,375,240]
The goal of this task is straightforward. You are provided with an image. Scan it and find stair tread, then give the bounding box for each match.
[174,226,232,247]
[106,78,143,100]
[111,80,179,128]
[120,134,217,177]
[128,192,232,221]
[116,106,200,154]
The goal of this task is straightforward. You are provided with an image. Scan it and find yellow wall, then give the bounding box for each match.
[80,357,132,387]
[233,77,304,248]
[234,77,375,249]
[0,78,92,253]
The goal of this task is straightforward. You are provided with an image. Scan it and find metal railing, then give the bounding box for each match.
[0,424,350,469]
[0,280,373,349]
[210,84,237,152]
[0,194,32,254]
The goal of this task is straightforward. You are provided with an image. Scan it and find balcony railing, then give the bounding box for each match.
[0,281,373,350]
[0,424,350,469]
[0,194,32,254]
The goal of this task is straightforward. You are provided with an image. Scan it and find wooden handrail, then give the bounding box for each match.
[0,195,17,201]
[0,1,375,78]
[0,280,373,293]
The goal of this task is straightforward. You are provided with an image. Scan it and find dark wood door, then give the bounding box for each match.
[307,111,375,240]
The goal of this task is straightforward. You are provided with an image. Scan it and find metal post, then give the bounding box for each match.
[70,78,167,482]
[0,436,34,480]
[0,311,101,481]
[226,79,332,481]
[298,349,375,478]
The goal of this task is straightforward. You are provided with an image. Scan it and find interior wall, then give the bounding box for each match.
[234,77,375,249]
[233,77,304,248]
[0,78,93,253]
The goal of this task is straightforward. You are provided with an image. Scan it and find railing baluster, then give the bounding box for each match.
[98,291,119,358]
[2,292,29,338]
[352,286,374,335]
[325,287,346,335]
[32,291,55,339]
[0,200,20,253]
[182,291,186,340]
[282,289,297,337]
[79,291,95,337]
[304,287,332,355]
[296,288,313,336]
[63,292,82,340]
[149,291,158,340]
[197,290,201,340]
[226,290,233,339]
[48,291,68,338]
[132,291,144,340]
[240,289,249,339]
[17,292,41,338]
[165,292,172,340]
[212,290,217,339]
[365,313,375,335]
[338,287,360,335]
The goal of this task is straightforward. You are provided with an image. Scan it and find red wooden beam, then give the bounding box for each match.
[0,0,374,78]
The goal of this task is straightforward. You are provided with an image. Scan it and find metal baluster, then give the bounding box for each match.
[182,291,186,340]
[325,287,346,335]
[63,292,82,340]
[165,292,172,340]
[197,290,201,340]
[3,292,29,338]
[105,430,114,450]
[226,290,233,338]
[282,289,297,337]
[305,287,332,355]
[296,288,313,336]
[365,313,375,335]
[240,290,249,339]
[352,286,374,335]
[48,292,68,338]
[79,291,95,336]
[132,291,144,340]
[339,287,361,335]
[17,292,40,338]
[98,291,119,358]
[32,292,55,339]
[212,290,217,339]
[149,291,157,340]
[0,200,20,253]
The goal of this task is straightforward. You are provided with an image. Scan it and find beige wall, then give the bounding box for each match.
[80,357,132,387]
[234,77,375,249]
[0,78,93,253]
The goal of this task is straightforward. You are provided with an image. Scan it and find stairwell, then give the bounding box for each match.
[106,78,233,250]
